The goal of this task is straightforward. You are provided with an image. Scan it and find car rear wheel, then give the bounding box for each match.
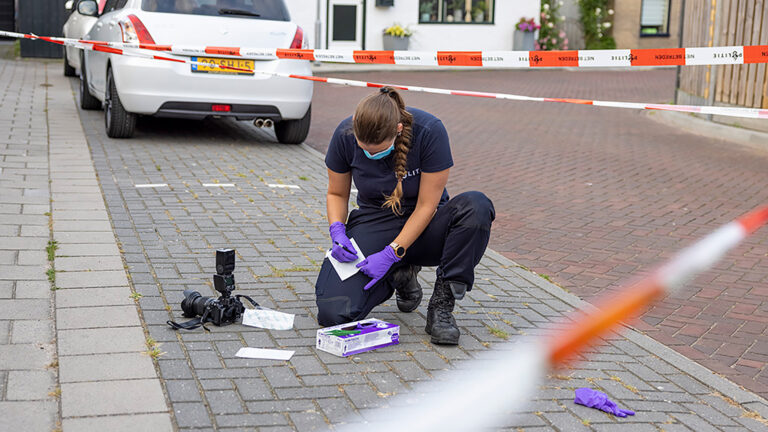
[105,68,136,139]
[79,54,101,110]
[275,105,311,145]
[63,50,76,77]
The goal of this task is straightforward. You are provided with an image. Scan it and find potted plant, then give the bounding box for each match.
[514,17,540,51]
[451,0,465,22]
[382,23,413,50]
[472,1,486,22]
[420,1,433,22]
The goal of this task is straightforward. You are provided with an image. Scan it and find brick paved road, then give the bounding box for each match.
[305,68,768,399]
[72,74,768,430]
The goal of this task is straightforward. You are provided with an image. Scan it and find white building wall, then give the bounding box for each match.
[285,0,540,51]
[285,0,320,48]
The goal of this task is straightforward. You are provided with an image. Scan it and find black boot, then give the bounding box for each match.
[392,265,423,313]
[424,278,466,345]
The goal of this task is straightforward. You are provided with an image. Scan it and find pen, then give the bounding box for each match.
[334,241,356,256]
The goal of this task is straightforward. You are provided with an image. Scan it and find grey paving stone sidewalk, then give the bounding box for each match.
[0,59,173,432]
[68,77,768,430]
[0,59,58,432]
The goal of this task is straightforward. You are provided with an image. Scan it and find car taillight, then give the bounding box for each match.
[119,15,156,45]
[212,104,231,112]
[290,26,304,49]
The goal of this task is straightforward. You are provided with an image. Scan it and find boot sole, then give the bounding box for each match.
[396,291,423,313]
[430,334,459,345]
[424,324,459,345]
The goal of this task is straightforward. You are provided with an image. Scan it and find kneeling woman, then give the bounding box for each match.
[314,87,495,345]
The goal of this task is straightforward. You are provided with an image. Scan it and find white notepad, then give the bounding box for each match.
[325,238,366,281]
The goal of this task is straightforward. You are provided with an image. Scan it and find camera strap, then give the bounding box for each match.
[236,294,260,308]
[167,296,260,332]
[167,307,213,332]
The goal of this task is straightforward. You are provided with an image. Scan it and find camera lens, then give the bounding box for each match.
[181,290,214,318]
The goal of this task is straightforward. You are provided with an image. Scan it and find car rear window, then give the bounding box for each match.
[141,0,290,21]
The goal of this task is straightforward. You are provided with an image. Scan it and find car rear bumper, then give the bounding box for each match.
[110,55,313,119]
[155,102,282,121]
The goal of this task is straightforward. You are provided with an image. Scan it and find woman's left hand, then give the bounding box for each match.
[356,246,401,290]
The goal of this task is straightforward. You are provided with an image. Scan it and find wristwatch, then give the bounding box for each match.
[389,242,406,259]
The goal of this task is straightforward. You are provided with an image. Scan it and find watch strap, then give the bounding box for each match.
[389,242,406,259]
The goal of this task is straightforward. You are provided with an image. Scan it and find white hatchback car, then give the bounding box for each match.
[79,0,313,143]
[62,0,103,77]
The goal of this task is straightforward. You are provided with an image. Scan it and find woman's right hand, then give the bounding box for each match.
[329,222,358,262]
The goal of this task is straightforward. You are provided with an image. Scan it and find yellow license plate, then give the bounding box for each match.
[191,57,255,75]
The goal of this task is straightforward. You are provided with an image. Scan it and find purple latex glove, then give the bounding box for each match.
[329,222,358,263]
[574,388,635,418]
[356,246,401,290]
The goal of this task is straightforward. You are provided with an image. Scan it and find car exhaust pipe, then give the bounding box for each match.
[264,119,274,128]
[254,118,265,128]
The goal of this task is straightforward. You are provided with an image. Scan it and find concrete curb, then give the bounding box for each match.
[49,70,173,430]
[301,141,768,411]
[647,109,768,155]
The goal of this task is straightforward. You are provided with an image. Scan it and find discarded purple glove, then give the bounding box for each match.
[329,222,358,263]
[574,388,635,418]
[356,246,401,290]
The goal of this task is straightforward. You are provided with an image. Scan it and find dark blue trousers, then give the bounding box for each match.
[315,191,495,326]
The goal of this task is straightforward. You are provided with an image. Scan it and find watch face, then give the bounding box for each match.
[390,243,405,257]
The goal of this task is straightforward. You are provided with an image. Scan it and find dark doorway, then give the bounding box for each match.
[18,0,66,58]
[0,0,14,39]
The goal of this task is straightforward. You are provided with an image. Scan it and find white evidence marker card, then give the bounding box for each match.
[235,347,295,361]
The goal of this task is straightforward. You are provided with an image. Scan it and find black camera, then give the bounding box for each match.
[168,249,258,331]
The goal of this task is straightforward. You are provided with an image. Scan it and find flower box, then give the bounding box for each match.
[514,30,536,51]
[383,34,410,51]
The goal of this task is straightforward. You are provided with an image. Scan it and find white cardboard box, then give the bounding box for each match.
[315,318,400,357]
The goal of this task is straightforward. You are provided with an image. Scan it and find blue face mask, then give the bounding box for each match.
[363,142,395,160]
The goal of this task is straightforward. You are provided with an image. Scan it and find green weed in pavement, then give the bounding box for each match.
[144,337,166,360]
[485,324,509,340]
[46,240,58,262]
[46,268,55,284]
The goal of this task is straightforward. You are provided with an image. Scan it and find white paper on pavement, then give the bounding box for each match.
[235,347,295,361]
[242,308,295,330]
[325,237,365,281]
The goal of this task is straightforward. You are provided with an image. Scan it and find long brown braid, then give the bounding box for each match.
[353,86,413,215]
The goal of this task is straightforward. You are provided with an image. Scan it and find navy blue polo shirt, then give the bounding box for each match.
[325,108,453,212]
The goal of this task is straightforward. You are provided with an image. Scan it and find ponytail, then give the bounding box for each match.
[352,86,413,215]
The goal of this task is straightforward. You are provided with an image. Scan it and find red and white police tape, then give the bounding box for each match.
[2,29,768,68]
[278,73,768,119]
[9,28,768,429]
[339,206,768,432]
[8,31,767,120]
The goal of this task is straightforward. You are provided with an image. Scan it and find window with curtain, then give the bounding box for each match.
[418,0,494,24]
[640,0,671,36]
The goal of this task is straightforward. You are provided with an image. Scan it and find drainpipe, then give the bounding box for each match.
[674,0,686,104]
[706,0,721,121]
[315,0,322,49]
[314,0,322,63]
